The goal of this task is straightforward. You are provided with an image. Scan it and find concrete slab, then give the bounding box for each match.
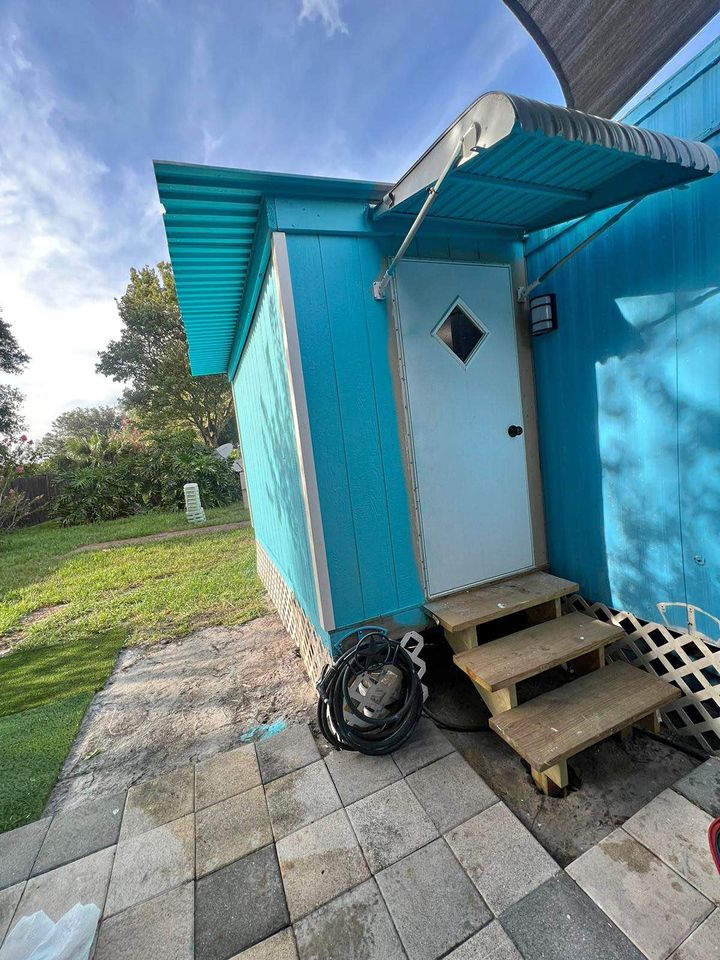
[501,873,645,960]
[391,718,454,776]
[346,779,438,873]
[623,788,720,903]
[265,761,341,841]
[446,802,559,916]
[293,878,405,960]
[256,724,320,784]
[324,750,401,806]
[0,818,51,890]
[195,844,288,960]
[0,882,24,945]
[443,921,523,960]
[32,792,124,876]
[196,785,272,878]
[567,828,713,960]
[276,809,369,921]
[669,909,720,959]
[232,928,298,960]
[376,838,491,960]
[406,752,497,833]
[93,883,194,960]
[674,758,720,819]
[105,813,194,917]
[11,846,115,931]
[120,766,195,839]
[195,744,260,810]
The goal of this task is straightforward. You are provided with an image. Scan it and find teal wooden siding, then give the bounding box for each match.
[232,262,325,641]
[527,38,720,637]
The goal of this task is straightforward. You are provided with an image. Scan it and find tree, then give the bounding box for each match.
[97,263,236,448]
[40,405,125,459]
[0,310,29,436]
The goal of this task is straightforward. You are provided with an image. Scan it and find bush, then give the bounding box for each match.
[53,431,241,525]
[0,436,42,533]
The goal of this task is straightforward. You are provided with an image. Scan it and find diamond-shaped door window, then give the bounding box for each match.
[433,298,488,364]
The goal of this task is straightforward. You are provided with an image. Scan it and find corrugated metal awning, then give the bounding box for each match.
[502,0,720,119]
[373,92,719,231]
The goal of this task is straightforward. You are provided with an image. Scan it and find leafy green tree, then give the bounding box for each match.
[97,263,236,448]
[0,310,29,436]
[40,405,125,459]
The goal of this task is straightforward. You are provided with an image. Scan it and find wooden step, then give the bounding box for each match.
[490,662,681,792]
[426,571,579,634]
[453,612,624,693]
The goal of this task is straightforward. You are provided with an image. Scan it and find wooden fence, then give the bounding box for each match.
[11,474,58,526]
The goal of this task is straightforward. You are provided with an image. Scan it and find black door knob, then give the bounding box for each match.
[508,425,523,437]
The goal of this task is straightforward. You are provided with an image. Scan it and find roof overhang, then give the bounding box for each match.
[373,92,720,231]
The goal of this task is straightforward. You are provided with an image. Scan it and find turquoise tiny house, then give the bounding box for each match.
[156,40,720,751]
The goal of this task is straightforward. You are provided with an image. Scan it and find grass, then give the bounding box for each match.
[0,503,264,831]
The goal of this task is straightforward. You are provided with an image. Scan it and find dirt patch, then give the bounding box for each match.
[0,603,68,656]
[70,520,250,554]
[45,612,316,813]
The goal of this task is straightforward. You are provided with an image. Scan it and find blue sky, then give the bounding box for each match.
[2,0,718,438]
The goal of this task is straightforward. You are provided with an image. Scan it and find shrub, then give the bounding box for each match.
[0,436,42,533]
[53,431,241,525]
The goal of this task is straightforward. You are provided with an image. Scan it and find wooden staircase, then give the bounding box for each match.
[425,571,681,795]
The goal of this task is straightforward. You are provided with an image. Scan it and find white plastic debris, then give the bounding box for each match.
[183,482,206,524]
[0,904,101,960]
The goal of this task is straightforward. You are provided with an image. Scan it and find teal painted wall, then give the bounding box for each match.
[527,38,720,640]
[284,225,523,642]
[232,262,325,642]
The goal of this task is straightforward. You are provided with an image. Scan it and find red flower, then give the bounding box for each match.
[19,434,28,442]
[15,465,25,474]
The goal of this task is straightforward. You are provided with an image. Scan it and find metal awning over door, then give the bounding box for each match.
[373,92,719,233]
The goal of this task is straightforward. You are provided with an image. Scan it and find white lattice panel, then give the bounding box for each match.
[565,595,720,755]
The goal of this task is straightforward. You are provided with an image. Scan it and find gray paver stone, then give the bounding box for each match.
[256,725,320,783]
[623,788,720,903]
[32,792,124,876]
[324,750,401,806]
[196,785,272,877]
[195,744,260,809]
[376,837,491,960]
[346,779,438,873]
[391,717,454,775]
[673,758,720,819]
[231,928,298,959]
[120,766,195,839]
[11,845,115,931]
[567,828,713,960]
[0,882,25,945]
[669,908,720,959]
[293,878,405,960]
[94,883,194,960]
[276,809,369,921]
[501,873,645,960]
[265,760,340,841]
[443,920,523,960]
[407,752,497,833]
[0,818,51,890]
[195,844,288,960]
[446,802,559,915]
[105,813,194,916]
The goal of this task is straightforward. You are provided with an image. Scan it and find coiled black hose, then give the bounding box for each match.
[316,630,424,755]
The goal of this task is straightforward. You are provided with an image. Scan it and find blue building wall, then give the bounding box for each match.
[232,261,324,639]
[527,38,720,638]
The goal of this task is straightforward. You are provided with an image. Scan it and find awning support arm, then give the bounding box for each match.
[372,135,468,301]
[517,196,644,301]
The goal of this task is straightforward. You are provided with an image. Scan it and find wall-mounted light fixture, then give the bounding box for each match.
[529,293,557,336]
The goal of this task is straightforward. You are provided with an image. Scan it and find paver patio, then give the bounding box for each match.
[0,720,717,959]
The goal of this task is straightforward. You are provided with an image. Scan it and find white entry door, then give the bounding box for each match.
[394,259,534,597]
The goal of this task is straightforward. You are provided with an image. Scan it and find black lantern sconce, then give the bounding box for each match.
[529,293,557,336]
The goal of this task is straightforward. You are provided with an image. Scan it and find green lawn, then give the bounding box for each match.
[0,504,265,831]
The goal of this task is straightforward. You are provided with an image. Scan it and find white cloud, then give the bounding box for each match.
[299,0,348,37]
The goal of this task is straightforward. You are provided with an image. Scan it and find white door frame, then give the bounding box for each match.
[389,256,541,599]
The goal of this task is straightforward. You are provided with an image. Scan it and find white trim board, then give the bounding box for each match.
[272,232,335,631]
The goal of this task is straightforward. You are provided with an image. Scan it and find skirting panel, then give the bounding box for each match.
[565,594,720,756]
[256,542,332,682]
